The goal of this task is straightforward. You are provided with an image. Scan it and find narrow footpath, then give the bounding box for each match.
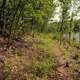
[52,41,73,80]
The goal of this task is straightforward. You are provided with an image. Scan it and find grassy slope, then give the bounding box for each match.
[0,33,55,80]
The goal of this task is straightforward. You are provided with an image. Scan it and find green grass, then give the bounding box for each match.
[35,33,53,54]
[60,44,69,59]
[28,33,55,78]
[69,41,80,48]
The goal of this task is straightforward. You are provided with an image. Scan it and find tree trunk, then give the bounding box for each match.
[8,0,21,44]
[0,0,7,35]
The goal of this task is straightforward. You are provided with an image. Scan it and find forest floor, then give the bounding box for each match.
[0,35,79,80]
[0,34,55,80]
[52,41,73,80]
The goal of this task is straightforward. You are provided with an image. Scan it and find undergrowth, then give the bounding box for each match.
[0,33,55,80]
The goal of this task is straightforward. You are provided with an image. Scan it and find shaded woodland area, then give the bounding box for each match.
[0,0,80,80]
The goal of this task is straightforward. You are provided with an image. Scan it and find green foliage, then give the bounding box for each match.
[0,0,55,41]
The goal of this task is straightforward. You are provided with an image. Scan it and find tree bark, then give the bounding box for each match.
[0,0,7,35]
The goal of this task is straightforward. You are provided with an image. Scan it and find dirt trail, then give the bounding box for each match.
[53,42,72,80]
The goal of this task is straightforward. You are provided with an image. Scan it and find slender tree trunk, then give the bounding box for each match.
[8,0,21,44]
[60,13,64,44]
[79,30,80,44]
[13,4,24,39]
[69,12,73,44]
[0,0,7,35]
